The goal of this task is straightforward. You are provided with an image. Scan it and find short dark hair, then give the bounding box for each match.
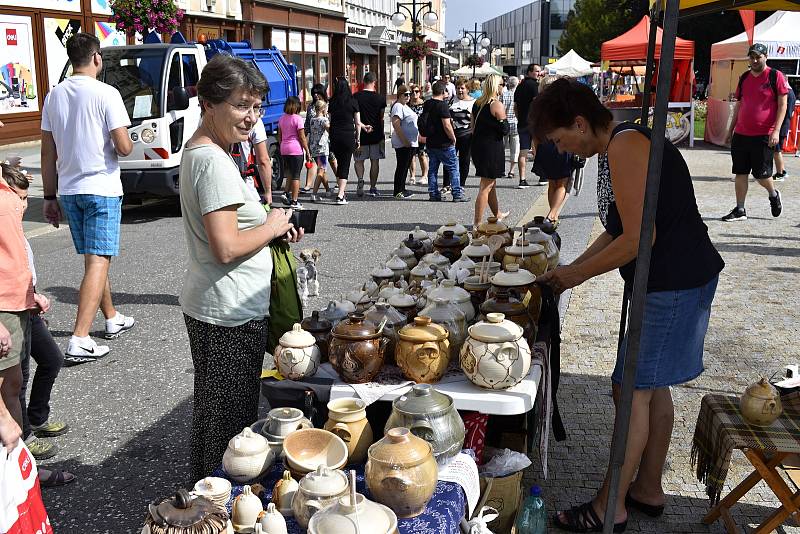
[1,163,30,190]
[66,33,100,68]
[197,55,268,107]
[310,83,328,102]
[432,81,447,96]
[526,63,541,74]
[284,96,301,114]
[363,72,376,85]
[529,77,612,142]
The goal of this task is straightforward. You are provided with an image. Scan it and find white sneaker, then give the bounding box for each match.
[66,336,110,358]
[104,313,135,339]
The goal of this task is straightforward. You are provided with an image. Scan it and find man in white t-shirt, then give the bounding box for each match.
[233,119,272,204]
[41,32,135,363]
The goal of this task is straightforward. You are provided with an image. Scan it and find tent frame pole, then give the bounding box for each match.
[601,0,680,532]
[640,5,662,124]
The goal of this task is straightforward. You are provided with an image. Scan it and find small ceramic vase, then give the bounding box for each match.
[301,311,332,363]
[371,263,396,286]
[388,293,418,324]
[427,279,476,323]
[258,503,288,534]
[318,300,356,327]
[366,427,438,518]
[272,470,299,517]
[503,238,548,277]
[292,466,350,529]
[391,243,418,270]
[363,301,407,364]
[324,398,373,464]
[460,313,532,390]
[232,485,263,533]
[437,220,470,246]
[395,316,451,383]
[328,313,389,383]
[419,297,467,360]
[740,378,783,426]
[386,254,410,282]
[433,230,465,264]
[222,427,275,483]
[274,324,321,380]
[307,493,398,534]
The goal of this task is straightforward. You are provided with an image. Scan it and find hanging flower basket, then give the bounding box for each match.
[109,0,184,37]
[399,40,432,63]
[465,54,482,68]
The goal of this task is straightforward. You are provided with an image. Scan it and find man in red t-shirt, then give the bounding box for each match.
[722,43,787,221]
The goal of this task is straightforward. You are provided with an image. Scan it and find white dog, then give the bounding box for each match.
[297,248,321,308]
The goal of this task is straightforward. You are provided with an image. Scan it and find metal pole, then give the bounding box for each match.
[601,0,679,532]
[640,4,662,124]
[473,22,478,78]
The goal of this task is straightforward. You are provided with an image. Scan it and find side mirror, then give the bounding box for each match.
[172,87,190,111]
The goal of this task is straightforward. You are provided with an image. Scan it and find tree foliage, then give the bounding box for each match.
[557,0,648,62]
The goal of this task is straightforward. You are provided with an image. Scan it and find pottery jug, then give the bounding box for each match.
[409,261,436,284]
[323,398,373,464]
[292,466,350,529]
[143,489,229,534]
[366,427,438,518]
[480,287,535,340]
[319,300,356,327]
[307,493,398,534]
[328,312,389,383]
[395,316,451,383]
[371,263,395,286]
[461,313,532,390]
[222,427,275,483]
[740,378,783,426]
[525,226,560,271]
[433,230,465,264]
[232,485,263,533]
[403,232,427,261]
[263,407,313,439]
[258,503,287,534]
[419,297,467,360]
[388,292,418,324]
[271,470,299,517]
[437,220,470,246]
[427,279,475,323]
[386,254,410,282]
[503,238,548,277]
[301,311,332,363]
[385,384,465,465]
[391,243,418,270]
[274,323,321,381]
[364,301,407,364]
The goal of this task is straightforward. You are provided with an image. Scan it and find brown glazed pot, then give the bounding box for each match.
[433,230,465,264]
[328,313,389,384]
[480,287,535,341]
[403,232,427,261]
[475,216,513,261]
[395,316,451,383]
[301,311,332,363]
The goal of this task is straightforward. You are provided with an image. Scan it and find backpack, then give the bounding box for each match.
[417,104,432,137]
[736,67,779,100]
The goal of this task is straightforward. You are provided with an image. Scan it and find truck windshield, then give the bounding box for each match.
[99,49,166,125]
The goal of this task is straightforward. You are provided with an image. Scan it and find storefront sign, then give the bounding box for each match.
[368,26,397,44]
[318,34,329,54]
[289,31,302,52]
[768,42,800,58]
[272,29,286,51]
[279,0,344,14]
[91,0,112,15]
[43,18,80,89]
[0,14,39,114]
[425,39,438,50]
[304,33,316,53]
[347,23,369,38]
[1,0,81,11]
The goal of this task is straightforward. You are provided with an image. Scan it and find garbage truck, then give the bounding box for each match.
[62,32,297,199]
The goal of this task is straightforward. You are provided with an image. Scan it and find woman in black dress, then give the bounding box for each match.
[328,77,367,205]
[470,74,510,227]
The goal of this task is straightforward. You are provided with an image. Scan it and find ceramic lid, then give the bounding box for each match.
[298,465,349,496]
[525,227,550,244]
[392,243,415,259]
[301,311,332,333]
[452,255,476,270]
[463,238,492,258]
[468,313,523,343]
[332,313,384,340]
[404,233,424,248]
[745,378,780,400]
[364,302,406,325]
[371,263,395,278]
[308,493,397,534]
[410,261,434,276]
[463,274,492,290]
[422,251,451,266]
[398,316,448,342]
[393,383,454,416]
[279,323,316,348]
[367,427,434,468]
[428,279,471,304]
[434,230,461,245]
[412,226,430,241]
[437,220,468,236]
[378,285,403,300]
[228,427,269,456]
[388,293,416,308]
[386,255,408,271]
[477,216,510,235]
[505,239,545,257]
[345,289,371,305]
[492,264,536,286]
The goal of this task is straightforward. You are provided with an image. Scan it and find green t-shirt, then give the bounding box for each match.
[179,144,272,326]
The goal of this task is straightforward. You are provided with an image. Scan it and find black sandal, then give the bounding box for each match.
[625,491,664,517]
[553,501,627,533]
[40,469,76,488]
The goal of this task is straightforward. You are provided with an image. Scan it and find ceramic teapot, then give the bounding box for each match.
[307,493,398,534]
[324,398,373,464]
[143,489,230,534]
[258,503,287,534]
[301,311,332,363]
[271,470,299,517]
[740,378,783,426]
[366,427,438,518]
[437,220,470,246]
[427,279,475,323]
[328,312,389,383]
[292,466,350,529]
[433,230,465,264]
[419,297,467,360]
[503,238,548,277]
[318,300,356,327]
[364,301,407,364]
[461,313,532,390]
[222,427,275,483]
[274,324,321,380]
[395,316,451,384]
[232,485,264,533]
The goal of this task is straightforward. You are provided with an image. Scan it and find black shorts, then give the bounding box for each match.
[532,141,572,180]
[731,133,774,179]
[281,154,304,180]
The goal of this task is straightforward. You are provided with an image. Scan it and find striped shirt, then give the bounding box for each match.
[500,87,517,135]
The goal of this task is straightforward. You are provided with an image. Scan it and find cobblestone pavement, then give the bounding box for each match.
[538,145,800,533]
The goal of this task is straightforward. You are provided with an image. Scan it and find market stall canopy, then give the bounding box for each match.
[347,38,378,56]
[546,49,595,77]
[453,62,504,78]
[601,15,694,64]
[679,0,800,17]
[432,50,460,65]
[711,11,800,61]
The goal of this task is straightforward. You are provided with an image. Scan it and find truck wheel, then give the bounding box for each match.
[269,142,283,191]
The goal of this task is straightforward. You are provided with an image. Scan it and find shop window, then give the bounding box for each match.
[291,53,303,102]
[319,56,329,91]
[304,54,317,102]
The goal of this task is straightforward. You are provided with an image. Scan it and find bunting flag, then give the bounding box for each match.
[740,10,755,46]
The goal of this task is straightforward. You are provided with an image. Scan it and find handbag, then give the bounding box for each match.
[267,239,303,356]
[0,441,53,534]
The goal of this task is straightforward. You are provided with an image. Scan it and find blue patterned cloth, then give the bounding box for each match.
[213,461,466,533]
[60,194,122,256]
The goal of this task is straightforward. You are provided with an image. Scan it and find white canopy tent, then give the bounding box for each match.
[452,62,504,78]
[546,49,595,77]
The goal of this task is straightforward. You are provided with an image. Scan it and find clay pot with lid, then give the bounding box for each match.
[740,378,783,426]
[427,279,475,323]
[363,301,407,364]
[301,311,332,363]
[419,297,467,359]
[292,466,350,529]
[452,254,477,276]
[421,251,451,273]
[318,300,356,327]
[391,243,418,270]
[526,226,560,271]
[222,427,275,483]
[232,484,264,533]
[481,287,535,340]
[475,217,513,260]
[437,220,470,246]
[410,225,433,252]
[388,293,418,324]
[403,232,427,261]
[323,398,373,464]
[144,489,229,534]
[275,323,321,381]
[409,261,436,284]
[492,263,536,300]
[371,263,396,287]
[433,230,465,264]
[366,427,438,518]
[345,289,373,313]
[376,281,403,301]
[386,254,410,282]
[463,236,493,263]
[307,493,398,534]
[395,316,451,383]
[385,384,465,465]
[328,312,389,383]
[460,313,532,390]
[503,238,548,277]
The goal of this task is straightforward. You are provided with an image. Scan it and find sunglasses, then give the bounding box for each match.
[413,89,420,93]
[402,92,411,96]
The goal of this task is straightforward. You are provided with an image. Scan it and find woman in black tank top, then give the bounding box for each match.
[529,78,724,533]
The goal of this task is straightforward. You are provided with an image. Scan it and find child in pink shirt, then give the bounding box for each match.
[278,96,310,209]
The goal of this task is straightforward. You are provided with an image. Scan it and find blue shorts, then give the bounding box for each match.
[613,275,719,389]
[314,155,328,169]
[60,194,122,256]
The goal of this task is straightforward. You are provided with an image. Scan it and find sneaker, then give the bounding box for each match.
[770,190,782,217]
[25,435,58,461]
[31,420,70,438]
[395,191,415,199]
[281,192,291,205]
[104,313,135,339]
[299,187,312,194]
[290,200,304,210]
[536,178,548,186]
[452,195,470,202]
[518,179,531,189]
[721,207,747,222]
[439,185,452,196]
[356,180,365,198]
[428,194,442,202]
[335,196,348,205]
[368,187,380,197]
[66,336,110,358]
[310,194,319,203]
[773,171,787,182]
[507,172,515,179]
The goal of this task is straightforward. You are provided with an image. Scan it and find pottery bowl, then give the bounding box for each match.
[283,429,348,477]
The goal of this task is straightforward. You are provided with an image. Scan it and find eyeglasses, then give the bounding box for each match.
[402,92,411,96]
[412,89,420,93]
[225,100,266,117]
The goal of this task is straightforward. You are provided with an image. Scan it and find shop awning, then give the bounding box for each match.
[386,44,400,56]
[347,38,378,56]
[431,50,459,65]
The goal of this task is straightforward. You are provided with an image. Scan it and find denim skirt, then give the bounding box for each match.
[612,275,719,389]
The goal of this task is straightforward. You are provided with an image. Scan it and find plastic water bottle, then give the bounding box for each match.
[515,485,547,534]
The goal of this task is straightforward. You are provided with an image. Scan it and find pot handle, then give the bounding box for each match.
[297,418,313,431]
[306,499,324,516]
[382,469,413,493]
[329,422,352,443]
[409,419,436,444]
[768,399,778,414]
[283,347,303,365]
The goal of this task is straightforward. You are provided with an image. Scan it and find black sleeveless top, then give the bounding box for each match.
[597,122,724,292]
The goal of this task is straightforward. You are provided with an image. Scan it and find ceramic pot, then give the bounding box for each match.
[292,466,350,529]
[371,263,396,287]
[232,485,263,533]
[491,263,536,301]
[328,313,389,384]
[409,261,436,284]
[301,311,332,363]
[740,378,783,426]
[366,427,438,518]
[262,407,313,439]
[525,227,560,271]
[403,232,427,261]
[144,489,230,534]
[427,279,475,323]
[452,254,477,276]
[410,225,433,253]
[480,287,535,340]
[386,255,410,282]
[319,300,356,327]
[437,220,470,246]
[377,281,403,301]
[475,217,513,261]
[323,398,373,464]
[362,280,379,299]
[388,293,418,324]
[345,289,373,313]
[274,323,321,381]
[460,313,532,390]
[222,427,275,483]
[384,384,465,465]
[364,302,407,364]
[391,243,418,270]
[271,470,299,517]
[419,297,467,360]
[463,275,492,319]
[258,503,287,534]
[421,251,451,273]
[433,230,465,264]
[463,237,493,264]
[395,316,451,383]
[308,493,398,534]
[503,238,548,277]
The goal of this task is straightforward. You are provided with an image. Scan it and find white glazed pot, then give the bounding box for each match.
[263,407,313,439]
[307,493,398,534]
[258,503,288,534]
[232,485,264,533]
[292,466,349,529]
[222,427,275,483]
[274,324,321,381]
[460,313,532,390]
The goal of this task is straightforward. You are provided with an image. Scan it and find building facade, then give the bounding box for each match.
[482,0,574,76]
[393,0,448,84]
[344,0,399,96]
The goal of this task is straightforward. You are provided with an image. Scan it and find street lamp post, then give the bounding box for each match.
[460,22,491,79]
[391,0,438,83]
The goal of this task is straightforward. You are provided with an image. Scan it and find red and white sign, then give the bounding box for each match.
[5,28,17,46]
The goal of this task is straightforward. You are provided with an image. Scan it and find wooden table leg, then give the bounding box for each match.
[745,449,800,534]
[719,506,739,534]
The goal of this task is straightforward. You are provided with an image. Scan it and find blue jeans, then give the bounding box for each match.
[427,145,463,198]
